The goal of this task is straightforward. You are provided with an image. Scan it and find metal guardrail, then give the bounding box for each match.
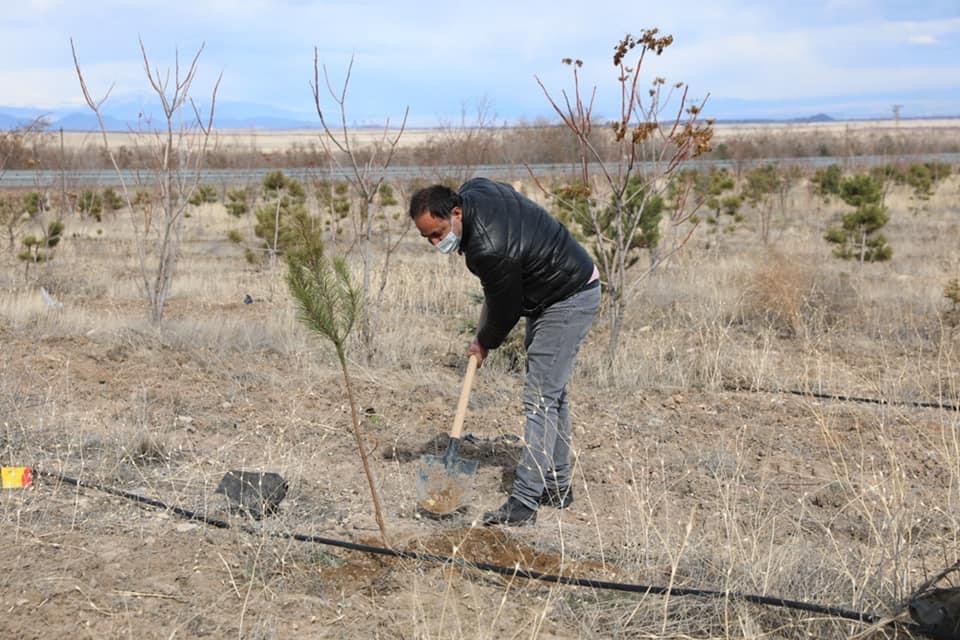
[2,154,958,188]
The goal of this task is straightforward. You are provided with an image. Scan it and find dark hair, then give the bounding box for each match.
[408,184,461,220]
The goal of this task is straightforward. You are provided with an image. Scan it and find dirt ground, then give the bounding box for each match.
[1,173,959,638]
[2,321,957,637]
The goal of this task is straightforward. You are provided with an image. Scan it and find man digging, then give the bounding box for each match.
[409,178,601,526]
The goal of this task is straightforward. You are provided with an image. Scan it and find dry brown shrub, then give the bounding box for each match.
[739,250,854,337]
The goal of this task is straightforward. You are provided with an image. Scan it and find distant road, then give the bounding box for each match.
[2,154,958,188]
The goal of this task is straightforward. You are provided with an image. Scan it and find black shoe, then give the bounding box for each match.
[540,486,574,509]
[482,497,537,526]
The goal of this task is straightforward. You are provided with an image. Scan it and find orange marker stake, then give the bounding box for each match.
[1,466,33,488]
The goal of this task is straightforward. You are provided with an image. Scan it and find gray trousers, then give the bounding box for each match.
[511,283,600,509]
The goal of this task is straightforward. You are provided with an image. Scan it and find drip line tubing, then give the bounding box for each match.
[32,467,910,631]
[726,386,958,412]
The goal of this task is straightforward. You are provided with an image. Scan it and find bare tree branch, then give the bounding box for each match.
[72,37,219,325]
[534,30,714,371]
[309,49,409,362]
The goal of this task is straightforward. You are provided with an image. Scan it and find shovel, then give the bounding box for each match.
[416,354,480,516]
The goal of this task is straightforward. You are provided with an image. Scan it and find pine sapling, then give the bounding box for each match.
[285,230,390,546]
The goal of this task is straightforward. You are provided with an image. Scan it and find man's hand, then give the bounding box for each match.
[468,338,489,368]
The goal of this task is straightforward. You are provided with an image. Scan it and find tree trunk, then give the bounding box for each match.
[149,137,178,326]
[359,199,375,363]
[150,212,184,326]
[337,344,389,546]
[605,287,625,378]
[271,198,282,268]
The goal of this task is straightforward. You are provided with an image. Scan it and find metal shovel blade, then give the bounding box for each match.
[415,356,481,517]
[416,439,479,516]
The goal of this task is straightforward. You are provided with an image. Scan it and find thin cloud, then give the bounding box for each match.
[0,67,93,108]
[0,0,957,121]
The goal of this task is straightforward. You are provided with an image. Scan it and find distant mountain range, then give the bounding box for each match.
[0,108,867,131]
[0,99,324,131]
[1,96,957,131]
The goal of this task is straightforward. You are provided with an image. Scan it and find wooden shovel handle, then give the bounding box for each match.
[449,354,479,440]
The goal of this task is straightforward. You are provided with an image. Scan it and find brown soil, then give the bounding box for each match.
[3,313,953,637]
[416,462,471,515]
[407,527,612,578]
[2,177,959,638]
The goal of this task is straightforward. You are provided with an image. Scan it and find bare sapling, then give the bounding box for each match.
[0,117,49,181]
[0,195,22,252]
[0,119,52,254]
[284,221,390,546]
[311,51,410,362]
[535,29,715,369]
[71,37,221,325]
[428,96,500,184]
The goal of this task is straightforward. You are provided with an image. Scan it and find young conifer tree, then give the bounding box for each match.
[824,173,892,262]
[285,219,390,546]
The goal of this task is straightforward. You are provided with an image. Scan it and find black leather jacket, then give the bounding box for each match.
[458,178,595,349]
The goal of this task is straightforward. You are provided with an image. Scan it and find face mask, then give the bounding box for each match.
[436,230,460,254]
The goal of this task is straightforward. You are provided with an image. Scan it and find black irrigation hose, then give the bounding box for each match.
[33,468,908,632]
[728,385,960,413]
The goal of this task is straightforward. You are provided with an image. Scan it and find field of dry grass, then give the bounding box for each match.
[1,159,959,638]
[52,118,960,154]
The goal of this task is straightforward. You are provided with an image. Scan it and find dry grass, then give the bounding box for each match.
[738,249,856,339]
[51,118,960,153]
[1,167,958,638]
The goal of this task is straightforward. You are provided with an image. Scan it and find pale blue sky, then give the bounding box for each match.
[2,0,958,125]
